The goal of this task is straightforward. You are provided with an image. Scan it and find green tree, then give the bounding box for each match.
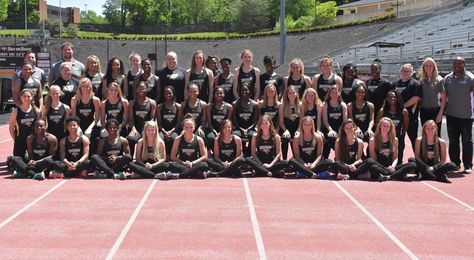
[44,18,62,36]
[81,10,107,24]
[63,23,79,37]
[314,1,338,26]
[235,0,271,33]
[103,0,123,26]
[6,0,39,25]
[0,0,9,21]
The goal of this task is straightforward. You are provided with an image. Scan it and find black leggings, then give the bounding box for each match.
[244,156,288,178]
[233,129,257,157]
[52,159,91,178]
[357,158,416,180]
[287,158,333,178]
[279,128,297,160]
[206,157,246,177]
[90,154,132,177]
[160,132,179,161]
[168,161,208,178]
[397,133,406,164]
[413,157,457,182]
[322,130,338,159]
[128,161,170,178]
[13,139,28,158]
[332,160,361,178]
[7,156,55,178]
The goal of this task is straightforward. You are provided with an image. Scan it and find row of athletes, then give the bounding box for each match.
[11,45,473,172]
[7,108,456,183]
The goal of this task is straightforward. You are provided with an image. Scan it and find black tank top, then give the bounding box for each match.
[287,76,307,99]
[126,70,140,100]
[218,136,237,162]
[216,74,234,104]
[305,106,319,129]
[189,70,210,102]
[105,100,124,124]
[238,66,257,98]
[210,103,229,131]
[178,135,200,161]
[143,146,158,164]
[76,98,95,132]
[300,138,317,164]
[133,98,152,134]
[383,110,403,137]
[260,104,279,129]
[103,137,124,157]
[421,143,437,166]
[326,102,343,132]
[160,103,178,131]
[342,78,357,103]
[32,135,50,161]
[260,72,283,97]
[235,99,257,129]
[257,135,275,164]
[47,103,67,141]
[283,105,300,134]
[65,136,84,162]
[20,77,41,107]
[157,67,186,103]
[317,74,336,100]
[183,101,203,129]
[377,141,393,167]
[85,72,103,100]
[352,101,370,132]
[15,107,37,139]
[345,138,359,164]
[106,75,125,97]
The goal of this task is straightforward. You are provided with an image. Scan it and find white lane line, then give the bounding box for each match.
[0,138,12,144]
[106,179,157,260]
[0,180,67,230]
[333,182,419,260]
[242,178,267,260]
[422,182,474,210]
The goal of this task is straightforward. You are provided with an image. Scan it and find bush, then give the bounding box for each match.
[63,24,79,38]
[235,0,271,33]
[44,19,62,37]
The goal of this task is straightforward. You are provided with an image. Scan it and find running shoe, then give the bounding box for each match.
[94,171,107,179]
[115,172,126,180]
[33,172,45,181]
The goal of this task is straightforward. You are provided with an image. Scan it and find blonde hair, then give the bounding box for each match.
[140,121,163,161]
[43,85,63,115]
[75,78,94,101]
[324,85,342,103]
[85,55,102,75]
[301,88,322,113]
[297,116,318,148]
[374,117,396,154]
[282,85,301,117]
[288,58,305,77]
[421,120,440,162]
[419,58,440,88]
[108,82,123,99]
[262,84,279,109]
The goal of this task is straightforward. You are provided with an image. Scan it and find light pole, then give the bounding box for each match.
[24,0,27,32]
[59,0,62,43]
[164,0,172,55]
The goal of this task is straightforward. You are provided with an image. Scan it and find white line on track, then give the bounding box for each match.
[0,138,12,144]
[422,182,474,210]
[106,179,157,260]
[333,182,419,260]
[0,180,67,230]
[242,178,267,260]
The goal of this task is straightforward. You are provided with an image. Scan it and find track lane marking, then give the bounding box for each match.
[422,182,474,210]
[242,178,267,260]
[0,138,12,144]
[333,182,419,260]
[0,180,67,230]
[105,179,157,260]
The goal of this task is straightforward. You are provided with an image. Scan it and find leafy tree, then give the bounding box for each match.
[286,0,315,19]
[314,1,338,25]
[235,0,271,33]
[103,0,123,26]
[0,0,9,21]
[6,0,39,25]
[44,18,62,36]
[81,10,107,24]
[63,23,79,37]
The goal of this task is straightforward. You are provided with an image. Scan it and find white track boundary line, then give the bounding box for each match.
[333,182,419,260]
[106,179,157,260]
[422,182,474,210]
[0,180,67,230]
[242,178,267,260]
[0,138,12,144]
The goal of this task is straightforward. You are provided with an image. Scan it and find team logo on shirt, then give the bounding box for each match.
[381,148,391,157]
[329,113,341,119]
[319,84,330,91]
[108,109,120,118]
[107,149,120,156]
[21,117,35,127]
[168,73,178,79]
[33,149,46,157]
[259,145,272,154]
[221,149,234,157]
[135,110,148,119]
[427,151,435,160]
[79,108,92,117]
[213,115,225,124]
[68,148,81,158]
[355,114,367,122]
[239,112,251,121]
[182,148,195,157]
[163,114,176,122]
[49,114,63,124]
[302,147,314,156]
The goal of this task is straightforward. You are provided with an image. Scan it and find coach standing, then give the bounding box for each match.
[49,42,85,84]
[444,56,474,173]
